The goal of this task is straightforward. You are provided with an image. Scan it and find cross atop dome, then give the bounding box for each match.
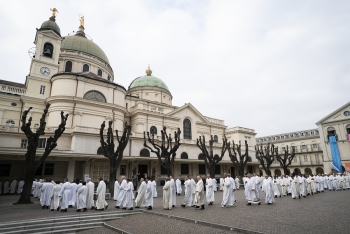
[146,64,152,76]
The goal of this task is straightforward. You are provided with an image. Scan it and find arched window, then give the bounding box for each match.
[107,75,110,81]
[5,120,15,126]
[65,61,72,72]
[97,147,104,155]
[140,149,150,157]
[181,152,188,159]
[247,156,252,162]
[214,154,220,161]
[43,43,53,58]
[150,126,157,135]
[213,135,218,143]
[294,168,301,175]
[83,64,89,72]
[198,153,205,160]
[327,127,337,140]
[316,167,324,174]
[98,69,102,76]
[83,90,106,103]
[183,119,191,139]
[274,169,281,176]
[304,168,312,175]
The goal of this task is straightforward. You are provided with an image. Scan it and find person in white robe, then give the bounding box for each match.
[221,173,234,207]
[10,179,18,194]
[291,175,301,199]
[17,179,24,194]
[170,176,176,207]
[311,175,317,195]
[76,182,88,212]
[195,176,205,209]
[116,176,127,208]
[59,178,72,212]
[306,175,312,195]
[329,174,334,191]
[323,174,328,190]
[273,177,281,198]
[300,175,307,197]
[245,174,257,205]
[123,179,133,210]
[229,175,236,204]
[134,178,146,208]
[176,177,182,195]
[190,177,196,207]
[339,174,345,190]
[205,174,214,205]
[163,177,173,210]
[262,175,274,204]
[50,181,61,211]
[69,181,78,208]
[114,179,120,201]
[219,176,224,191]
[41,181,54,209]
[95,178,108,211]
[319,174,324,192]
[181,176,192,207]
[253,173,260,200]
[280,176,287,196]
[3,179,10,194]
[345,174,350,189]
[86,178,95,210]
[151,179,157,197]
[37,180,43,200]
[213,177,217,192]
[235,176,240,190]
[315,175,321,193]
[286,175,292,195]
[145,177,153,210]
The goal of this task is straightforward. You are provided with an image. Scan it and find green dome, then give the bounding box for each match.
[61,35,110,64]
[40,17,61,36]
[129,75,169,91]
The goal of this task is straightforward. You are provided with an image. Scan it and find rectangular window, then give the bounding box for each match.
[35,164,43,176]
[21,139,28,148]
[198,164,206,174]
[0,164,11,176]
[315,154,320,164]
[312,144,318,149]
[38,138,46,148]
[40,85,46,95]
[160,165,167,175]
[273,157,278,164]
[304,155,308,162]
[247,166,253,174]
[294,157,297,163]
[281,147,286,152]
[181,164,189,175]
[214,165,221,174]
[301,145,307,150]
[292,146,298,153]
[44,163,54,175]
[120,165,126,175]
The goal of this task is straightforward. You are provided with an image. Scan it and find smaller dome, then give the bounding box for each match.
[129,65,169,91]
[39,16,61,36]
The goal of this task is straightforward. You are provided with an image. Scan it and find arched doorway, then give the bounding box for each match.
[286,169,291,175]
[294,168,301,175]
[304,168,312,175]
[274,169,281,176]
[316,167,324,174]
[267,170,272,176]
[259,170,263,176]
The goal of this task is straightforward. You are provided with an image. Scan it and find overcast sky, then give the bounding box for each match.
[1,1,349,137]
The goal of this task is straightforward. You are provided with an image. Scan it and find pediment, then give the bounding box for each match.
[316,102,350,124]
[167,103,209,124]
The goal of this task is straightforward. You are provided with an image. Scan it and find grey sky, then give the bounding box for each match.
[0,0,349,137]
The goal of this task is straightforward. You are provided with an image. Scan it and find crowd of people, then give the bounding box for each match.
[3,172,349,213]
[0,179,25,195]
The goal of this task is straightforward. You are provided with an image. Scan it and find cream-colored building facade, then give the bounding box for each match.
[0,14,260,184]
[256,129,324,176]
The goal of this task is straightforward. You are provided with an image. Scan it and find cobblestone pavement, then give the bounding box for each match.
[0,188,349,234]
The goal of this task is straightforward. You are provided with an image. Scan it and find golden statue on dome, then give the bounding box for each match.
[79,15,85,27]
[50,8,59,17]
[146,64,152,76]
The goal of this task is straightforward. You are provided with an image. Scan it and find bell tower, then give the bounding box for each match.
[26,8,62,98]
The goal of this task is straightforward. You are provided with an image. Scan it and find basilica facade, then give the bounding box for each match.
[0,14,259,184]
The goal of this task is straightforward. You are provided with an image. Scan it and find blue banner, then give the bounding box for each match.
[329,136,342,173]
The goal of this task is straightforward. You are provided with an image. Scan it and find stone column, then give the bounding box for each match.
[67,159,76,181]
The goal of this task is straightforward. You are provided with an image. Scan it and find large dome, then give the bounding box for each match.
[129,75,169,91]
[39,17,61,36]
[61,34,110,64]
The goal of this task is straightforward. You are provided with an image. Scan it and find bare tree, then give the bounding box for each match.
[16,104,68,204]
[255,143,277,176]
[196,135,227,178]
[143,126,181,177]
[225,137,250,182]
[276,145,296,175]
[99,121,131,196]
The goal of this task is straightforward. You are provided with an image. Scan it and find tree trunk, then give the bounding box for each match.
[283,167,289,175]
[109,157,116,196]
[166,165,172,177]
[207,164,215,179]
[15,166,35,204]
[238,167,245,184]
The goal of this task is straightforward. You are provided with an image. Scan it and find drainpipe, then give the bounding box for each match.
[18,98,24,132]
[71,76,78,128]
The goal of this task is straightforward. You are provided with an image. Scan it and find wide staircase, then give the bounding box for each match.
[0,210,141,234]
